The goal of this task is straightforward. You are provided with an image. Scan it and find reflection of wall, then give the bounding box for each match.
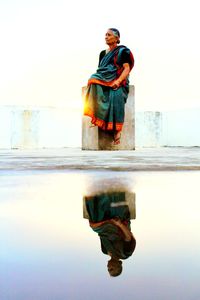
[83,192,136,220]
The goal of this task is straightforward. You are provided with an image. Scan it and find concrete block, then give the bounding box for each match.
[82,116,99,150]
[83,192,136,219]
[82,85,135,150]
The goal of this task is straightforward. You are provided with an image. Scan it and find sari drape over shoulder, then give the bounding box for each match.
[84,45,134,132]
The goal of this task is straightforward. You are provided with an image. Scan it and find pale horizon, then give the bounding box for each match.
[1,0,200,112]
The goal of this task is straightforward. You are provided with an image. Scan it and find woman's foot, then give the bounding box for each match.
[113,132,121,145]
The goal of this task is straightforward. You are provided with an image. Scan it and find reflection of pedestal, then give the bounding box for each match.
[82,85,135,150]
[83,192,136,219]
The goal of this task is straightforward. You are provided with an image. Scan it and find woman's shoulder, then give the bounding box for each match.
[98,50,107,65]
[100,49,106,54]
[118,45,131,53]
[99,49,106,57]
[118,45,134,68]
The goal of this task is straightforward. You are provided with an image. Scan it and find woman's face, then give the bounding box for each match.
[107,259,122,276]
[105,30,119,46]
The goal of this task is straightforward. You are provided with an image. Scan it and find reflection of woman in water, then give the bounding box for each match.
[84,192,136,277]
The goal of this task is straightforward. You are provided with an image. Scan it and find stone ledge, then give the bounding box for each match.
[0,147,200,171]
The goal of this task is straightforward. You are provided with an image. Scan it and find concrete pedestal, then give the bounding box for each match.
[82,85,135,150]
[83,192,136,219]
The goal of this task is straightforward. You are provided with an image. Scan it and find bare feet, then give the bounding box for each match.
[113,132,121,145]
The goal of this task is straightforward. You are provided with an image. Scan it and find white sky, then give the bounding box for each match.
[0,0,200,111]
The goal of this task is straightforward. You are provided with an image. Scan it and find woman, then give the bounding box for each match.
[84,192,136,277]
[84,28,134,145]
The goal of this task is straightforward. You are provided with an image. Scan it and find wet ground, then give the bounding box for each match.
[0,148,200,299]
[0,147,200,171]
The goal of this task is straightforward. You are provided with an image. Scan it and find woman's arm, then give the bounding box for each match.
[111,63,130,89]
[111,218,132,241]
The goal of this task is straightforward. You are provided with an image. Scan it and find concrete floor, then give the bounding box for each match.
[1,147,200,171]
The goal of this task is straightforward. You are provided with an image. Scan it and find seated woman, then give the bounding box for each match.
[84,192,136,277]
[84,28,134,145]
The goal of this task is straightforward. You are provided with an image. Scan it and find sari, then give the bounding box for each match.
[84,45,134,132]
[84,192,135,259]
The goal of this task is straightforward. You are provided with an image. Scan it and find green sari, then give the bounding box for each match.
[85,192,135,259]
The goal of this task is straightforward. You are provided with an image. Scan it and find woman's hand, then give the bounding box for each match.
[111,79,121,90]
[111,218,132,241]
[111,217,122,226]
[111,63,130,90]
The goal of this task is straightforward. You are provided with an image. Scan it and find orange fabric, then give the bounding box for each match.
[84,106,123,132]
[88,78,116,87]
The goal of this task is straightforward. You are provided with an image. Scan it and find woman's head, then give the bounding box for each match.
[107,257,122,277]
[105,28,120,46]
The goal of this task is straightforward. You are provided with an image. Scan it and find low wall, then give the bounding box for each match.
[1,106,200,149]
[135,111,162,147]
[161,110,200,146]
[0,106,81,149]
[135,109,200,147]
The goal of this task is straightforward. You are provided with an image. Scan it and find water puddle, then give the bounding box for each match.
[0,171,200,299]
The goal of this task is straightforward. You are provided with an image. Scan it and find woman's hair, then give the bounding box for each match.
[107,259,122,277]
[109,28,120,44]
